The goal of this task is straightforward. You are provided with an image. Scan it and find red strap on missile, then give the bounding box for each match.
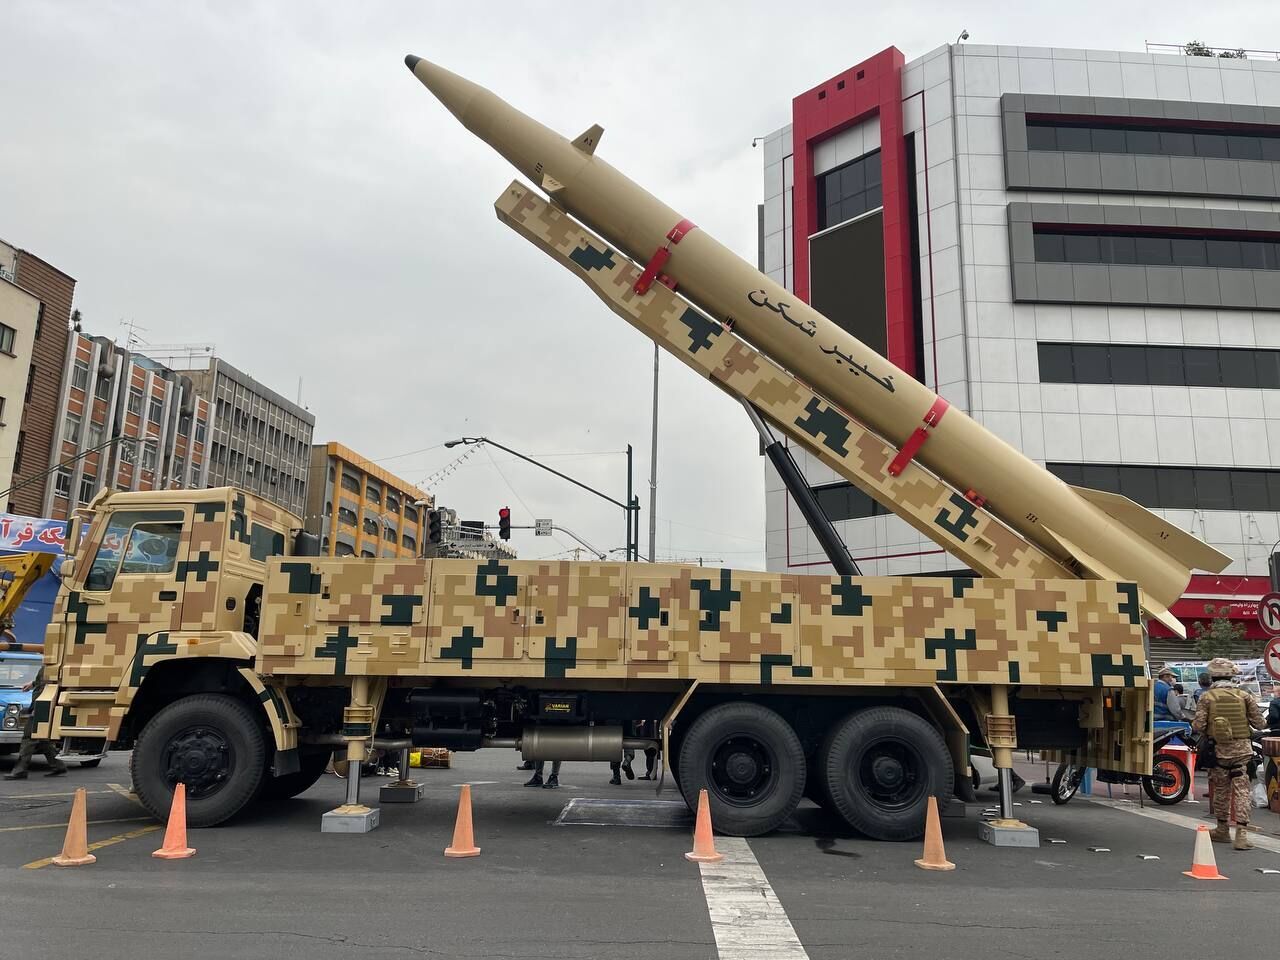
[635,219,697,294]
[887,397,950,477]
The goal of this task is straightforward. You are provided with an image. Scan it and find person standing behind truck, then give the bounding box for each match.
[3,665,68,780]
[1193,658,1266,850]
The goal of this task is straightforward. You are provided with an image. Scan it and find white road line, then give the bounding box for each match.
[698,837,809,960]
[1086,796,1280,854]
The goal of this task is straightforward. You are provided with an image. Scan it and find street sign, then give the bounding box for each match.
[1260,592,1280,637]
[1265,636,1280,682]
[534,519,552,537]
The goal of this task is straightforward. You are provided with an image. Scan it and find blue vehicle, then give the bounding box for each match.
[0,647,43,753]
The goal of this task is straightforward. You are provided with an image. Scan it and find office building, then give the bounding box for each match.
[44,332,211,519]
[177,357,314,517]
[0,239,75,516]
[759,42,1280,653]
[306,441,430,558]
[0,259,40,502]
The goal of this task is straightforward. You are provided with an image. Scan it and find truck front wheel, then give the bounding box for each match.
[131,694,266,826]
[819,706,952,841]
[676,702,805,836]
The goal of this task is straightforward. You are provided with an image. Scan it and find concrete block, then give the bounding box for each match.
[321,806,381,833]
[979,820,1041,847]
[380,781,426,803]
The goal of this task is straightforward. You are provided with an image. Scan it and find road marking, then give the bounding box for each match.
[22,824,161,869]
[107,782,144,806]
[0,816,149,834]
[0,789,116,800]
[451,781,499,787]
[1087,796,1280,854]
[697,837,808,960]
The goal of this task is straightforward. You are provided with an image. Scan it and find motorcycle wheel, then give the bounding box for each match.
[1050,762,1084,805]
[1142,755,1190,806]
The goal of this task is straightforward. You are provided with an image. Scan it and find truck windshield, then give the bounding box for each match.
[0,658,40,688]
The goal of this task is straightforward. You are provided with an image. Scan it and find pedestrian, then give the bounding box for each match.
[1193,672,1212,703]
[1170,683,1196,722]
[609,748,635,785]
[4,667,68,781]
[524,759,561,789]
[1192,657,1266,850]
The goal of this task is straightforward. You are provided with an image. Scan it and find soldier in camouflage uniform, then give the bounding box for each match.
[4,667,68,781]
[1192,657,1265,850]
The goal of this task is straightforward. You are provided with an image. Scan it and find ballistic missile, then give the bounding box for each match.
[404,55,1228,623]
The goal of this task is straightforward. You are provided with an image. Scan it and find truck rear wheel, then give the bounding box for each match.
[676,702,805,837]
[819,706,952,841]
[131,694,265,826]
[260,749,332,801]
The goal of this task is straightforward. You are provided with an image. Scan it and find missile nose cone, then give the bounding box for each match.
[402,55,483,127]
[405,54,421,71]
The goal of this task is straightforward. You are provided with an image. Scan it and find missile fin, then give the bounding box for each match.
[572,124,604,155]
[541,173,565,194]
[1068,485,1230,575]
[1041,524,1187,639]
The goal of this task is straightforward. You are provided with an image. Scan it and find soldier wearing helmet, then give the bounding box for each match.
[1192,657,1265,850]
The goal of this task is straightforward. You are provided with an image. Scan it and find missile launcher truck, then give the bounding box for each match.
[27,58,1231,841]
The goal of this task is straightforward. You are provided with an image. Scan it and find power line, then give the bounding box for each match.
[481,446,571,553]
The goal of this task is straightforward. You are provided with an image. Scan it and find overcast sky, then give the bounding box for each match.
[2,2,1273,567]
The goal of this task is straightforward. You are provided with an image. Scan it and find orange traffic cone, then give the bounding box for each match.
[685,788,723,863]
[1183,823,1228,880]
[444,784,481,858]
[152,783,196,860]
[914,796,955,871]
[52,786,96,867]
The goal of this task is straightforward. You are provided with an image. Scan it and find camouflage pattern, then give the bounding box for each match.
[496,182,1072,585]
[35,488,298,744]
[1194,682,1265,824]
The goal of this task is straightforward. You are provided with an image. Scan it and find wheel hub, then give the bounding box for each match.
[870,755,905,790]
[709,736,774,806]
[165,726,232,798]
[857,738,924,811]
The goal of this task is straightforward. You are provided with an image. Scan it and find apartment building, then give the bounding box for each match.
[305,442,430,558]
[0,263,41,500]
[177,357,314,517]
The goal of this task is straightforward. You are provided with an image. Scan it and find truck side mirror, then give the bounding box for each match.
[64,515,82,559]
[292,529,321,557]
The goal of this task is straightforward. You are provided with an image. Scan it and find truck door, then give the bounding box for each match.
[60,507,189,689]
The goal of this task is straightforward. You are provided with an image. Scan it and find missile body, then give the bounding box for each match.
[405,56,1227,613]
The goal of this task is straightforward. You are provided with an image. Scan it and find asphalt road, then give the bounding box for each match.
[1,749,1275,959]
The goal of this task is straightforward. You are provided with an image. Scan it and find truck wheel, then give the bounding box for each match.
[819,707,952,841]
[677,702,805,836]
[131,694,265,827]
[260,749,332,801]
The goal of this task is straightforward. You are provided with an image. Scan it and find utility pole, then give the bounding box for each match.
[648,344,658,563]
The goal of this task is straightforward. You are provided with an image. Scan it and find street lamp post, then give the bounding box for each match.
[444,436,640,561]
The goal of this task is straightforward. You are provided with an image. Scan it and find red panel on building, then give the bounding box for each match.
[791,47,916,375]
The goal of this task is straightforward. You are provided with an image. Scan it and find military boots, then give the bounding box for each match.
[1210,821,1231,843]
[1233,826,1255,851]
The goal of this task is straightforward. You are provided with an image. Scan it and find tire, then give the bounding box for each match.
[1142,755,1190,806]
[131,694,266,827]
[260,749,332,801]
[819,707,952,841]
[79,758,102,769]
[676,702,805,837]
[1050,762,1084,805]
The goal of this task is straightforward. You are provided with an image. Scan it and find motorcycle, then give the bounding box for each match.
[1050,724,1192,806]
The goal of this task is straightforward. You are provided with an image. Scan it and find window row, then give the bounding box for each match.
[1033,230,1280,271]
[816,150,883,232]
[812,481,891,522]
[1048,462,1280,513]
[1038,342,1280,389]
[1026,119,1280,162]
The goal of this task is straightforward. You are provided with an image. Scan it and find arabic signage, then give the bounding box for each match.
[0,513,68,554]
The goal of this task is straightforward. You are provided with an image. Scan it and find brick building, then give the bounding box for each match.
[0,238,74,516]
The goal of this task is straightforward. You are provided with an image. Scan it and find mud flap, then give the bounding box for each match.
[236,668,300,766]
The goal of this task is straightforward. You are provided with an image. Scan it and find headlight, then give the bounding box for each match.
[3,716,16,729]
[4,703,19,715]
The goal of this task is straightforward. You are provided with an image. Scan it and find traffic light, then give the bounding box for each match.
[428,510,443,544]
[498,506,511,541]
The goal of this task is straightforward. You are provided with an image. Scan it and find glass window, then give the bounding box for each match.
[1240,241,1268,269]
[1193,469,1232,510]
[1125,128,1161,155]
[1055,125,1092,152]
[1109,345,1148,384]
[1049,463,1083,485]
[1037,343,1074,382]
[54,469,71,499]
[1073,344,1110,382]
[840,161,865,196]
[1183,348,1221,387]
[1118,466,1159,507]
[63,412,82,445]
[87,420,104,449]
[1194,133,1230,158]
[404,505,418,524]
[402,534,416,551]
[83,510,184,591]
[1134,236,1172,266]
[1091,127,1127,153]
[1230,470,1269,511]
[141,441,157,472]
[1026,123,1057,151]
[1100,235,1137,264]
[1160,131,1195,156]
[71,360,89,391]
[1145,346,1184,385]
[1228,136,1263,161]
[1219,349,1259,388]
[1063,234,1101,263]
[94,376,112,401]
[1262,138,1280,162]
[1034,233,1065,262]
[1269,473,1280,512]
[195,420,206,445]
[813,482,882,521]
[1156,468,1196,508]
[1257,351,1280,389]
[120,440,136,465]
[78,473,96,505]
[1171,238,1207,267]
[1206,240,1243,268]
[0,324,15,355]
[127,388,143,416]
[1079,464,1121,494]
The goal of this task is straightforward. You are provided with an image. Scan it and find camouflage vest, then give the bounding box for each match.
[1202,686,1251,741]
